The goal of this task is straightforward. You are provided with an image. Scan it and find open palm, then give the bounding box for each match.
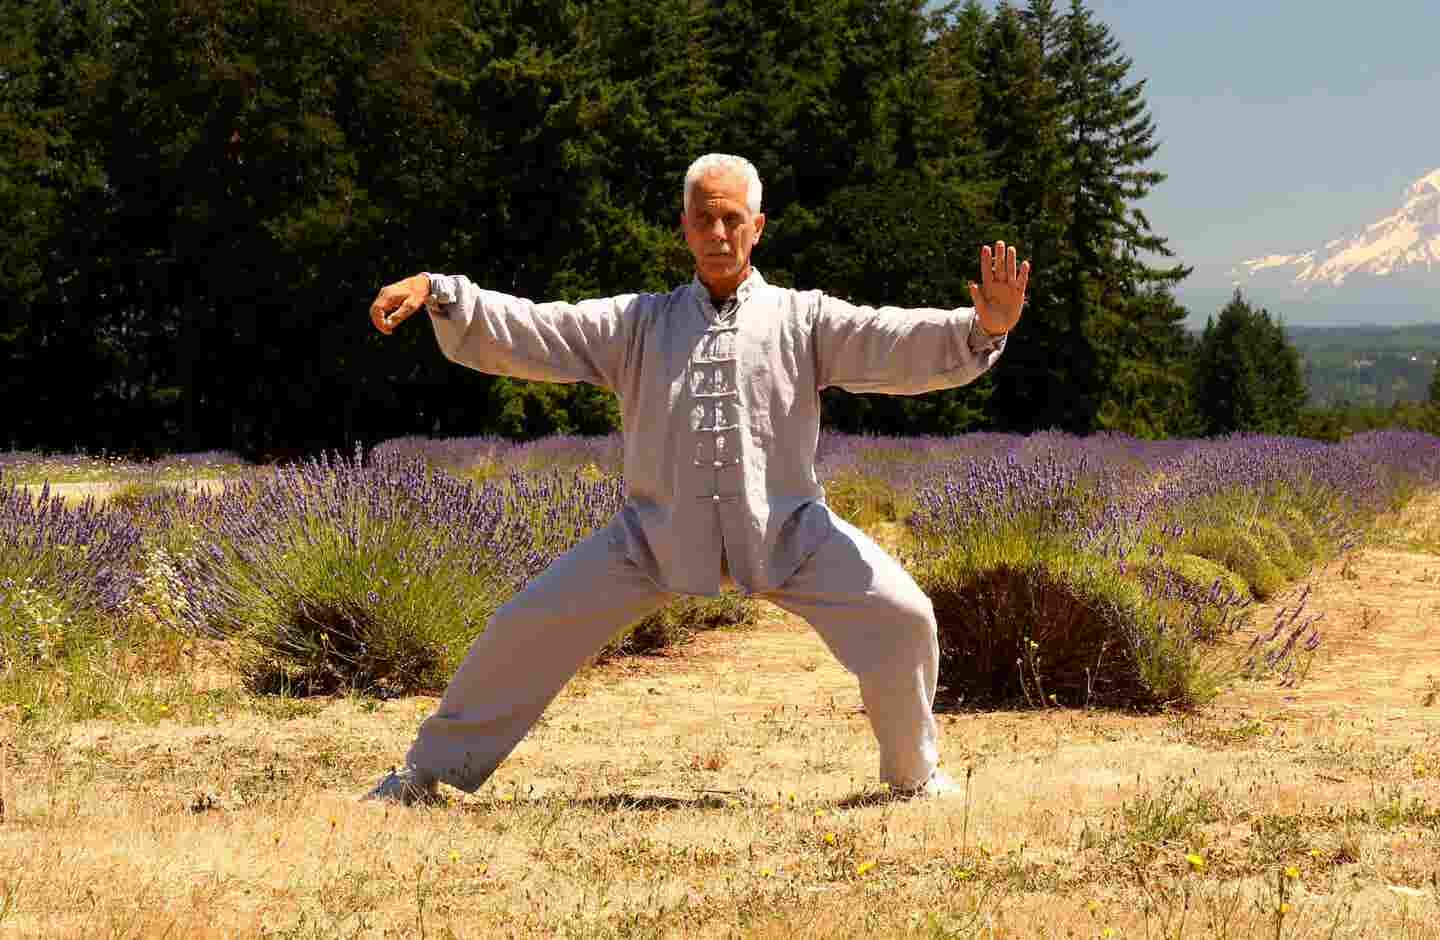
[967,241,1031,335]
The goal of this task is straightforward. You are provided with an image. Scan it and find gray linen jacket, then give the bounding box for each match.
[426,269,1006,596]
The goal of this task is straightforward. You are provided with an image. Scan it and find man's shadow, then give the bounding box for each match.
[455,787,934,813]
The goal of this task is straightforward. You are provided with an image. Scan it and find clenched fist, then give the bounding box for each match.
[369,274,430,335]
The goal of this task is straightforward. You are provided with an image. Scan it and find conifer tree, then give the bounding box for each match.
[1051,0,1190,433]
[1194,291,1306,435]
[969,2,1070,431]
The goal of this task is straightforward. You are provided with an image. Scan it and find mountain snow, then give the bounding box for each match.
[1231,167,1440,291]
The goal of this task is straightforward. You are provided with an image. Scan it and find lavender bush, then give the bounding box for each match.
[909,517,1245,708]
[0,476,144,620]
[167,450,613,694]
[170,449,754,695]
[371,434,514,478]
[1236,584,1323,688]
[1176,527,1286,600]
[815,433,1018,526]
[814,431,1184,528]
[920,554,1161,706]
[906,430,1440,708]
[0,473,147,714]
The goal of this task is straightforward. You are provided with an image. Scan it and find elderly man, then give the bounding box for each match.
[365,153,1029,804]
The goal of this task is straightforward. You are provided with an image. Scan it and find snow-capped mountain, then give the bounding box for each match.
[1224,168,1440,324]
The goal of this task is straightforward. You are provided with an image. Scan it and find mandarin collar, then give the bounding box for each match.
[690,268,767,313]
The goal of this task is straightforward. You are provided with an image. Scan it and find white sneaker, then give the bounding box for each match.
[894,770,964,799]
[362,766,441,806]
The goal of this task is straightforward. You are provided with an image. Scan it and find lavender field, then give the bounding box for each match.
[3,431,1440,938]
[3,430,1438,715]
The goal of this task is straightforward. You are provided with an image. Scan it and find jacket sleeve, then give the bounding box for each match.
[812,292,1008,395]
[426,274,634,390]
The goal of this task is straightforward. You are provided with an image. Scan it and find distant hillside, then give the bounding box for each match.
[1287,323,1440,407]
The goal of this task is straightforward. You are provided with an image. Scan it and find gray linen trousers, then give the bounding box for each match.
[407,269,1006,790]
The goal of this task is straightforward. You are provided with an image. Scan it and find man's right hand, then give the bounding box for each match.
[369,274,430,335]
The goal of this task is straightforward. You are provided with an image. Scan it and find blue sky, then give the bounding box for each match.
[968,1,1440,314]
[1090,2,1439,261]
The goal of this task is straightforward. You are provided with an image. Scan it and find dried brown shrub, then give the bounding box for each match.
[927,560,1160,708]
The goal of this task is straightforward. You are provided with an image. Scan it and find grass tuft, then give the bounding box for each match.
[1250,518,1305,580]
[823,472,909,529]
[1180,526,1286,600]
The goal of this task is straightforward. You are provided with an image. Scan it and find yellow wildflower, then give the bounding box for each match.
[856,860,876,876]
[824,832,836,846]
[1185,853,1205,871]
[1284,866,1300,879]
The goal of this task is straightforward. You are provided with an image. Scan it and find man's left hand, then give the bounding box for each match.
[369,274,431,335]
[968,241,1031,335]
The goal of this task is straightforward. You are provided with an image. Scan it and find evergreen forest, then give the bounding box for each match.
[3,0,1436,457]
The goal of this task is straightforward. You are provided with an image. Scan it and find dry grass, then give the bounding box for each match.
[16,479,228,508]
[1377,489,1440,556]
[4,510,1440,937]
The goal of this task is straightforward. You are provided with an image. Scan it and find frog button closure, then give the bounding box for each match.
[690,292,742,504]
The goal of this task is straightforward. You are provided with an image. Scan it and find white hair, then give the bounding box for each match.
[683,153,763,215]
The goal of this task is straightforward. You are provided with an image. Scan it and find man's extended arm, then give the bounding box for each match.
[813,296,1008,395]
[813,241,1030,395]
[369,273,634,390]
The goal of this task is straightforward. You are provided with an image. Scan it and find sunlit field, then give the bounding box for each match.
[2,431,1438,938]
[0,449,252,485]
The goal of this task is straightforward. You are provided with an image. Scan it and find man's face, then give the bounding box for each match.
[680,170,766,284]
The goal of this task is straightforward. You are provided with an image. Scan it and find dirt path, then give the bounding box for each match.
[1217,548,1440,727]
[1210,494,1440,744]
[17,481,123,504]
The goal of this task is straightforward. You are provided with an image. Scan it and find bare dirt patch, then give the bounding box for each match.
[1215,492,1440,731]
[1218,549,1440,726]
[3,512,1440,937]
[18,481,125,506]
[18,479,227,507]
